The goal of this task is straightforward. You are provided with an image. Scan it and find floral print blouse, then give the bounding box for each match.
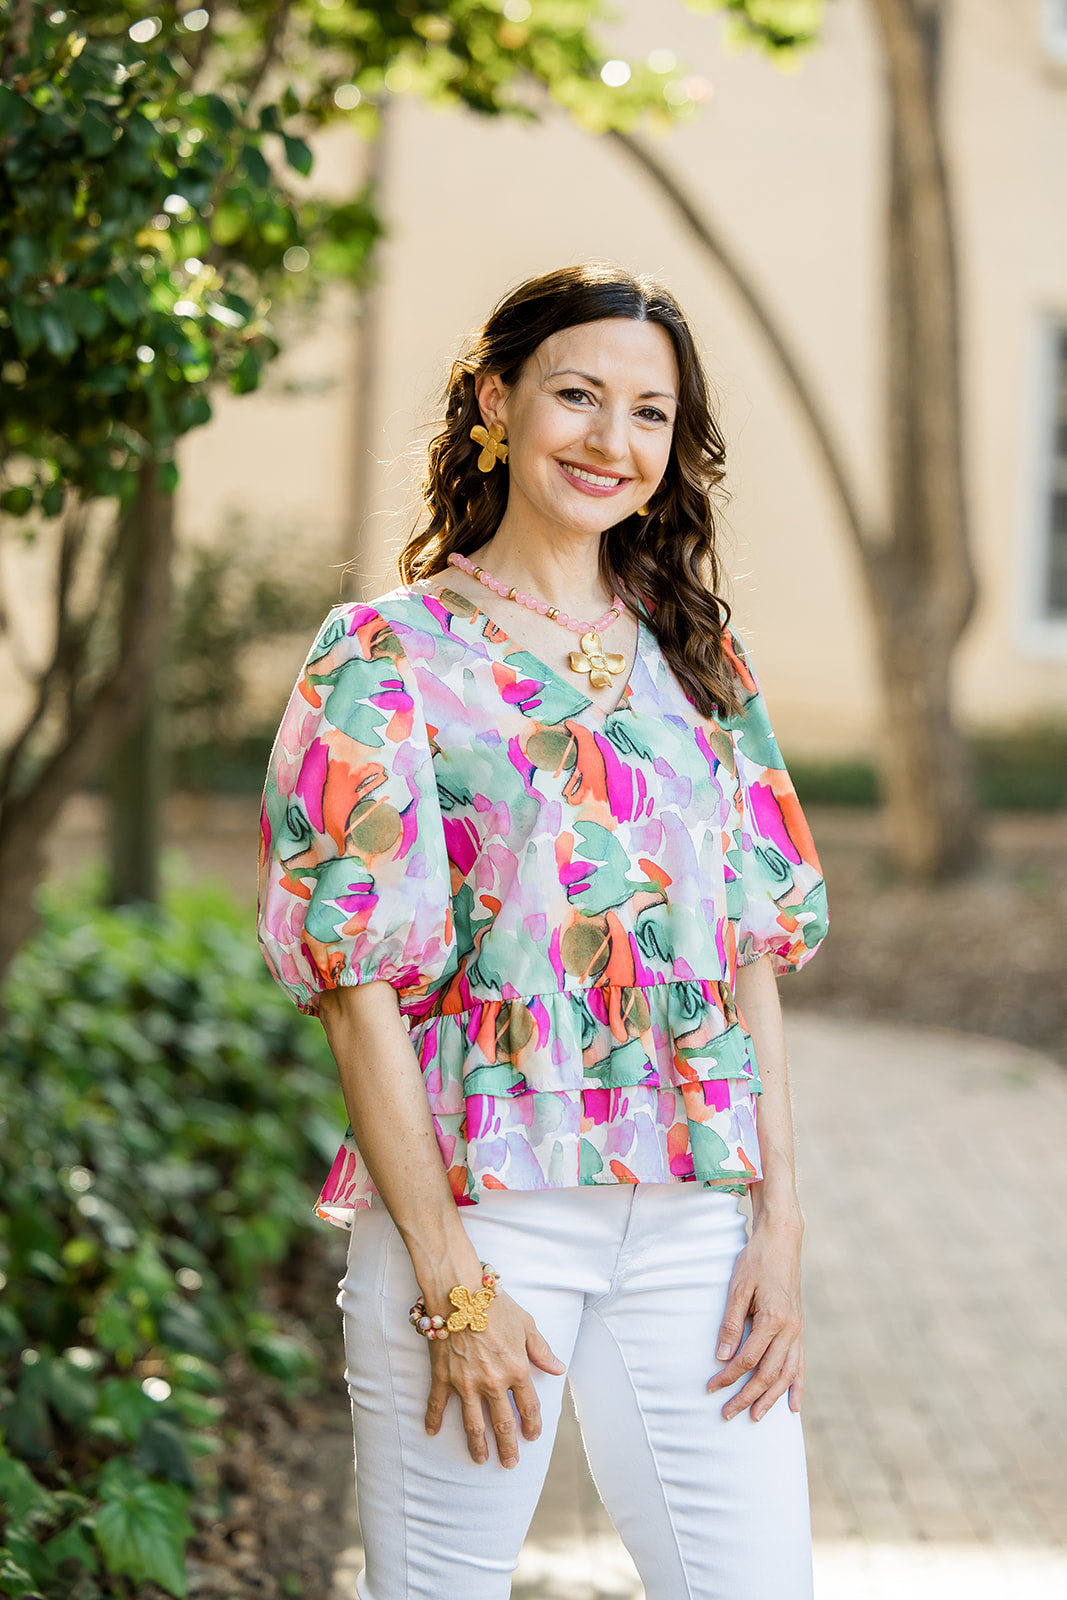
[256,585,828,1229]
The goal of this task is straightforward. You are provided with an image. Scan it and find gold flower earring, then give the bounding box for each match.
[470,422,509,473]
[636,503,650,517]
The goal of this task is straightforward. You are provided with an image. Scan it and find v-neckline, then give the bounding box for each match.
[414,585,643,722]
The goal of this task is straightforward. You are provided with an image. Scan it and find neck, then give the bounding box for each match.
[470,521,613,617]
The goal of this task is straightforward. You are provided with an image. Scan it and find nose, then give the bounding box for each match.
[583,404,629,465]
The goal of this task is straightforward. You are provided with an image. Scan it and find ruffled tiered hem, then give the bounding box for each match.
[314,977,764,1229]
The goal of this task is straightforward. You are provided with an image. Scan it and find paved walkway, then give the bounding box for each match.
[331,1011,1067,1598]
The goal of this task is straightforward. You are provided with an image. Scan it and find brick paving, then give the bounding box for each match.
[332,1011,1067,1597]
[793,1012,1067,1551]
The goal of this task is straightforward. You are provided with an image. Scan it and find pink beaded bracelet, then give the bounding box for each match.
[409,1263,501,1339]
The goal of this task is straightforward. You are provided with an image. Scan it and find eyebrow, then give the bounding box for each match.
[548,369,677,403]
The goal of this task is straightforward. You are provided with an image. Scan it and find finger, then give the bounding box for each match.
[789,1357,806,1413]
[487,1392,520,1469]
[512,1378,543,1442]
[460,1395,489,1465]
[707,1313,769,1391]
[424,1377,450,1436]
[526,1325,566,1376]
[722,1330,792,1420]
[750,1359,800,1422]
[715,1290,753,1363]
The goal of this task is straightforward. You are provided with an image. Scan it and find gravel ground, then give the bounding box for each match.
[785,807,1067,1066]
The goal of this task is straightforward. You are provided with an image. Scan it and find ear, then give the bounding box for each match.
[475,372,509,429]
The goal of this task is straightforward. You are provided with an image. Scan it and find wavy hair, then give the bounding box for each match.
[397,263,741,719]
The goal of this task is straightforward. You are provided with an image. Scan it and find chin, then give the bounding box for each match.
[551,502,626,537]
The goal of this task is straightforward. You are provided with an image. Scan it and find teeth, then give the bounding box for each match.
[565,464,623,488]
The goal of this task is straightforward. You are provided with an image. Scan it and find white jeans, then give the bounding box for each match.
[337,1182,813,1600]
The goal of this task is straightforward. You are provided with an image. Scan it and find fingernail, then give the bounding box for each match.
[502,1457,518,1469]
[716,1342,732,1361]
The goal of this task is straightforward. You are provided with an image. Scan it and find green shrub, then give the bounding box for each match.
[788,757,881,808]
[789,725,1067,811]
[0,881,343,1598]
[970,724,1067,811]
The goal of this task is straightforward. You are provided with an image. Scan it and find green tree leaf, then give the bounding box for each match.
[9,301,42,355]
[281,134,313,177]
[82,104,115,157]
[45,1518,99,1574]
[94,1458,193,1598]
[0,486,34,516]
[241,143,271,186]
[103,275,142,327]
[39,307,78,362]
[54,286,106,339]
[0,83,30,136]
[41,482,66,518]
[7,234,46,283]
[0,1526,57,1590]
[134,1414,197,1489]
[43,1353,97,1429]
[0,1443,60,1528]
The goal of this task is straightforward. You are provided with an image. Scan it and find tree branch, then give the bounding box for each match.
[0,496,91,807]
[245,0,295,104]
[607,128,879,561]
[0,460,174,982]
[185,2,217,90]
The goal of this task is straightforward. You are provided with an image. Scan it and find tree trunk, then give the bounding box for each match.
[610,0,979,879]
[0,458,174,985]
[106,687,167,906]
[864,551,977,877]
[870,0,979,875]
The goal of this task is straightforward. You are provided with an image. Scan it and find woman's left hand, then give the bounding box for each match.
[706,1213,804,1421]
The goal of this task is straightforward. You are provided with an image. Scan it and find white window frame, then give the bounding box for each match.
[1017,312,1067,658]
[1042,0,1067,63]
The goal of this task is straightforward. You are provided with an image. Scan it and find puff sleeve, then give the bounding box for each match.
[723,629,828,976]
[256,603,456,1015]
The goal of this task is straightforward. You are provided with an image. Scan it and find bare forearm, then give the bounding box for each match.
[734,956,803,1233]
[317,982,482,1304]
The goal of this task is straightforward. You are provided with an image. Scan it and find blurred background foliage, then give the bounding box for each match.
[0,879,344,1597]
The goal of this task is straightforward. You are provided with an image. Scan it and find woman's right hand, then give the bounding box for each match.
[423,1288,566,1469]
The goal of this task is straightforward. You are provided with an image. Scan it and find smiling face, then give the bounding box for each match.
[475,317,679,541]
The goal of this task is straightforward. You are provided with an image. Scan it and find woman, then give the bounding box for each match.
[257,263,828,1600]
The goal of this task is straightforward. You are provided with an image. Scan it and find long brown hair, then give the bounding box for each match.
[397,263,741,719]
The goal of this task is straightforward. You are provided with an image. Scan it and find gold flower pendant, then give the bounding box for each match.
[568,630,627,691]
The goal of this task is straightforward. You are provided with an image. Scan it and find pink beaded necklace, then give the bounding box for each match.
[447,550,628,691]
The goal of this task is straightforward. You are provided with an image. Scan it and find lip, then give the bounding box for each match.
[555,459,633,497]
